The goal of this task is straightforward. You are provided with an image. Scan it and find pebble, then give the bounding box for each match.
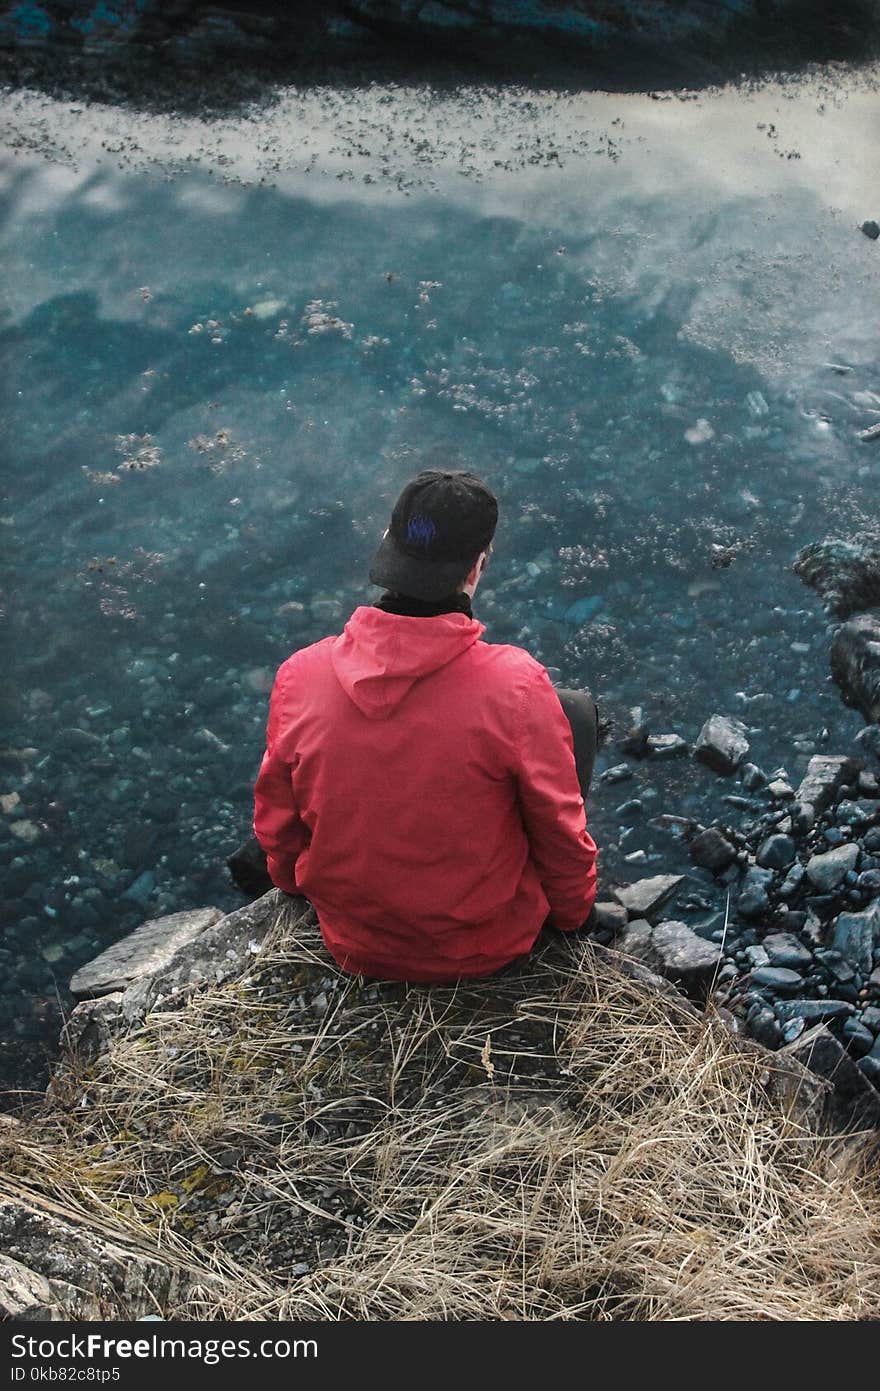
[861,219,880,240]
[739,762,765,791]
[751,966,804,992]
[737,865,774,919]
[767,779,794,799]
[602,764,633,784]
[647,733,688,759]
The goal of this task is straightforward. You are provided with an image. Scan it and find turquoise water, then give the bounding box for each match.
[1,74,878,1097]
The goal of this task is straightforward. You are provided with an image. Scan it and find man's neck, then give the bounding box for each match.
[374,592,473,619]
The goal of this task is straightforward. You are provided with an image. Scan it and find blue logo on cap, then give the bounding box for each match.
[407,514,437,548]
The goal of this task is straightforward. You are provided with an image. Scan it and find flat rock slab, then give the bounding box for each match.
[70,907,223,998]
[613,874,683,920]
[694,714,749,774]
[795,755,859,814]
[618,918,720,986]
[652,922,721,984]
[121,890,296,1024]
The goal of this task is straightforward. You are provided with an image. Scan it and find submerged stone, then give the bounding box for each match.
[694,715,749,774]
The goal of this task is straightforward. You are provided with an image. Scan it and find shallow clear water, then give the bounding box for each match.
[1,71,878,1097]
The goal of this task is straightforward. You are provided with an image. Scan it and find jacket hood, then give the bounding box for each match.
[330,605,485,720]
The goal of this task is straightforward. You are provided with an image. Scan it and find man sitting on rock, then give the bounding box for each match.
[248,468,599,982]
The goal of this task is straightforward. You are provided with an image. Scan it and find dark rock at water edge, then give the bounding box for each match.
[694,715,750,775]
[794,539,880,620]
[831,613,880,724]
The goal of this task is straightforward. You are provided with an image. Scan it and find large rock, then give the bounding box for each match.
[795,755,859,813]
[613,874,683,920]
[651,922,721,986]
[831,611,880,724]
[0,1254,67,1320]
[780,1025,880,1131]
[617,919,720,987]
[694,715,750,774]
[793,538,880,619]
[0,1197,196,1320]
[121,890,292,1024]
[831,901,880,974]
[70,907,223,998]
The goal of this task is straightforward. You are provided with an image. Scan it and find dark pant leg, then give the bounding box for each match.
[554,687,599,802]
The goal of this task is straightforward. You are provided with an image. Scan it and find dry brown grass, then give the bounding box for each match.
[3,897,880,1321]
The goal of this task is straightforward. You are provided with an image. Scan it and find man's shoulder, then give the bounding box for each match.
[473,639,555,712]
[476,637,548,682]
[274,634,337,684]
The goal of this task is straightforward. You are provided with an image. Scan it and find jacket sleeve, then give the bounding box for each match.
[514,665,598,931]
[253,665,308,895]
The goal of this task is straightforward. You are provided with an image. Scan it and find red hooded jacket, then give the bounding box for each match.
[253,606,597,981]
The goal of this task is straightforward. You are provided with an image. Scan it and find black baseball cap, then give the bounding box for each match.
[369,469,498,601]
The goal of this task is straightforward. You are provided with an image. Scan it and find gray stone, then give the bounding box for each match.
[805,842,860,892]
[831,901,880,974]
[602,763,633,784]
[613,874,683,920]
[767,779,794,800]
[122,890,294,1024]
[0,1197,198,1320]
[795,755,859,814]
[780,1025,880,1130]
[70,907,223,998]
[737,865,775,920]
[647,733,689,759]
[744,944,770,968]
[794,538,880,619]
[53,727,103,753]
[0,1254,68,1320]
[618,919,660,970]
[694,714,750,774]
[862,219,880,240]
[751,966,803,992]
[856,724,880,762]
[589,901,629,935]
[651,921,721,984]
[762,933,813,970]
[778,863,806,899]
[59,993,123,1064]
[689,826,737,873]
[860,1006,880,1033]
[756,834,796,870]
[740,762,765,791]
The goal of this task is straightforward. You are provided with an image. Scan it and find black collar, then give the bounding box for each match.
[374,591,473,619]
